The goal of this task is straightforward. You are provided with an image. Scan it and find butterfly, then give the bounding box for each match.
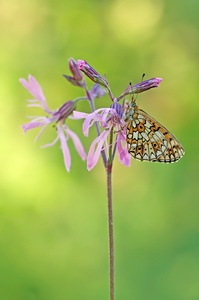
[124,96,185,163]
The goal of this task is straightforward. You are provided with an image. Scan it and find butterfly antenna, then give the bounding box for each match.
[129,81,137,103]
[129,73,146,104]
[133,73,146,103]
[141,73,145,81]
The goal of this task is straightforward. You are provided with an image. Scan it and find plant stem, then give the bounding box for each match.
[107,127,114,300]
[107,162,114,300]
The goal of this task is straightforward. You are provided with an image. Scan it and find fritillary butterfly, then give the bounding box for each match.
[124,96,185,163]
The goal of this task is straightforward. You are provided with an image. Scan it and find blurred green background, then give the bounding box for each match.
[1,0,199,299]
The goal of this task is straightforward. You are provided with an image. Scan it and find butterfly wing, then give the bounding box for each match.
[126,107,185,163]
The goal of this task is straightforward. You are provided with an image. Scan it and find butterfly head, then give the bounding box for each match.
[123,97,136,122]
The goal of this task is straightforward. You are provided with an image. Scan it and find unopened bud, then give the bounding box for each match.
[117,77,162,101]
[63,58,85,88]
[69,58,83,81]
[77,60,109,89]
[126,78,162,95]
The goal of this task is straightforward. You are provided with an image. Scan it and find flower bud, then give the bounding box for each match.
[63,58,85,88]
[77,60,109,88]
[69,58,83,81]
[126,78,163,95]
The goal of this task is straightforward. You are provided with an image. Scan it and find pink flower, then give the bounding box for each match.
[74,103,131,171]
[20,75,86,172]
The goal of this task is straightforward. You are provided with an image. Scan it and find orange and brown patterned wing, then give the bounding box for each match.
[126,108,184,163]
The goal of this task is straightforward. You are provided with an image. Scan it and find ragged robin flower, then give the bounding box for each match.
[73,102,131,171]
[20,75,86,172]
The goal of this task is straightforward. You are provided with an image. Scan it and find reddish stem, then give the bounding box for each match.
[107,161,114,300]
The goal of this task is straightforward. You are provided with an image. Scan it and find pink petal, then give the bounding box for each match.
[41,135,59,148]
[73,111,89,119]
[21,120,48,132]
[34,124,50,142]
[87,129,110,171]
[20,75,51,114]
[64,126,86,160]
[74,108,115,137]
[100,108,116,124]
[57,125,71,172]
[117,132,131,166]
[82,108,111,136]
[82,113,103,137]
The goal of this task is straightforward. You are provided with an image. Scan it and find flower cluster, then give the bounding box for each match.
[21,59,162,171]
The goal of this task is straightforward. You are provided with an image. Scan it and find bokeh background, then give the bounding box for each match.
[1,0,199,299]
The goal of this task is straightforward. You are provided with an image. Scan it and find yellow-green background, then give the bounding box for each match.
[1,0,198,299]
